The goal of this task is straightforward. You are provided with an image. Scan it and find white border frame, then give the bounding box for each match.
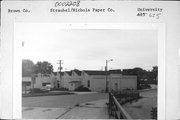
[13,23,166,119]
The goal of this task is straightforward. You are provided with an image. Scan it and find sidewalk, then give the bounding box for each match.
[22,99,109,119]
[22,107,69,119]
[123,89,157,119]
[59,99,109,119]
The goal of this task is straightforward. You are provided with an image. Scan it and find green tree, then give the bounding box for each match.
[122,67,146,89]
[132,67,146,89]
[151,66,158,84]
[34,61,54,74]
[22,59,35,77]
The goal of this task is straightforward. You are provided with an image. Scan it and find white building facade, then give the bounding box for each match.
[33,73,58,89]
[24,69,137,92]
[80,70,137,92]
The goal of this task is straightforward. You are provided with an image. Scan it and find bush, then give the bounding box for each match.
[29,88,48,94]
[139,84,151,90]
[151,107,157,119]
[114,90,140,105]
[51,87,68,91]
[75,85,91,92]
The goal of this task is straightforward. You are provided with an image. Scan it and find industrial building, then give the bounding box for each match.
[22,69,137,92]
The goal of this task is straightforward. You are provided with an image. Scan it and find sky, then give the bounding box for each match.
[16,23,157,72]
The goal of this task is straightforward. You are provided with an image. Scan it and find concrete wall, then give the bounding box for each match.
[43,71,137,92]
[82,74,137,92]
[51,76,58,88]
[81,72,91,88]
[60,71,83,89]
[81,73,106,92]
[109,74,122,91]
[22,77,32,82]
[61,78,69,89]
[60,72,70,88]
[91,76,107,92]
[33,74,56,89]
[68,82,81,91]
[22,77,32,93]
[68,82,75,90]
[22,77,32,89]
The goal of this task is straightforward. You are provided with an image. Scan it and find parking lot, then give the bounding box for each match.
[23,92,108,108]
[123,89,157,119]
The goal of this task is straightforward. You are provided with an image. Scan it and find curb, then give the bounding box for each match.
[22,92,75,97]
[138,88,157,92]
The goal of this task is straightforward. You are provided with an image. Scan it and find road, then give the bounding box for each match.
[22,93,108,108]
[123,89,157,119]
[22,89,157,119]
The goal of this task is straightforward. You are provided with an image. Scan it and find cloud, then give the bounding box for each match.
[18,24,157,71]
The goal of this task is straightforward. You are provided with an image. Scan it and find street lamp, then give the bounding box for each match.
[105,59,113,92]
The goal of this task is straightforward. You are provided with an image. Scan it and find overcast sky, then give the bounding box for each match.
[16,23,157,72]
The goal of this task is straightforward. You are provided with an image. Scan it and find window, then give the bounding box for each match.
[88,80,90,87]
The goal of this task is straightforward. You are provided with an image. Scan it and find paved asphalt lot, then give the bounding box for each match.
[22,93,108,108]
[22,90,157,119]
[123,89,157,119]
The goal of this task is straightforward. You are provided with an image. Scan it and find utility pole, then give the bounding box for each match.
[57,60,63,88]
[105,59,113,92]
[105,60,108,92]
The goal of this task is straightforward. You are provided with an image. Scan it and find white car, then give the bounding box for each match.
[40,85,52,91]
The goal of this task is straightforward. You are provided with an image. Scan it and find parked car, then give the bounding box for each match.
[40,84,52,91]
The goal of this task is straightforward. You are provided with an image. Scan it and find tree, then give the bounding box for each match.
[151,66,158,84]
[122,66,158,89]
[132,67,146,89]
[34,61,54,74]
[122,67,147,89]
[22,59,35,77]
